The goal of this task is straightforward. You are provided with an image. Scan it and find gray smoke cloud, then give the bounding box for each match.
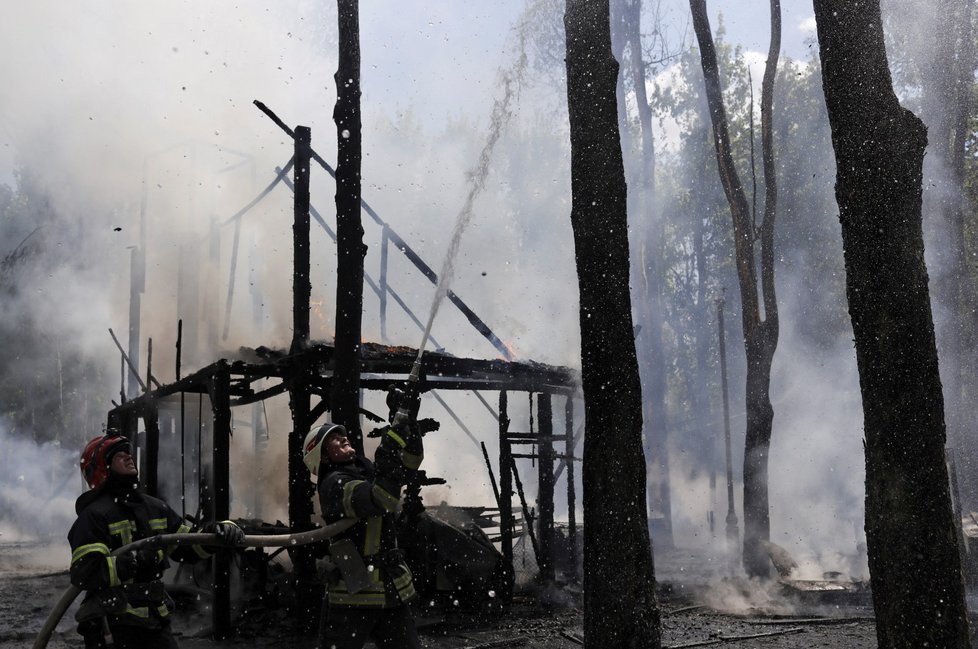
[0,0,900,593]
[0,424,79,541]
[0,2,583,552]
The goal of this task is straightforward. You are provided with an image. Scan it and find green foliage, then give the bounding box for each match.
[769,56,850,349]
[644,32,849,464]
[649,23,747,457]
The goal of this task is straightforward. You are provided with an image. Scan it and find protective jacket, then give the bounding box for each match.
[318,427,423,608]
[68,482,208,630]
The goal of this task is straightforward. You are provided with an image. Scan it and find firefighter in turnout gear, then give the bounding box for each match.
[306,396,424,648]
[68,433,244,648]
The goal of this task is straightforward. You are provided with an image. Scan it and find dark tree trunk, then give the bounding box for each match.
[689,0,780,578]
[564,0,660,646]
[623,0,673,548]
[813,2,971,646]
[331,0,366,449]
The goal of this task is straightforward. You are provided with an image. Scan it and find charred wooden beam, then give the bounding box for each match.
[254,100,511,360]
[498,391,514,600]
[380,225,390,341]
[510,455,541,564]
[108,361,234,406]
[145,338,153,394]
[331,0,366,452]
[292,126,312,352]
[109,327,149,392]
[219,156,295,227]
[175,319,182,381]
[537,393,555,582]
[207,362,233,639]
[428,389,483,449]
[565,396,579,582]
[287,123,318,629]
[143,403,160,497]
[228,381,289,408]
[481,441,503,511]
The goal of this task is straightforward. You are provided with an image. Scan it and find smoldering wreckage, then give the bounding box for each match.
[0,100,920,649]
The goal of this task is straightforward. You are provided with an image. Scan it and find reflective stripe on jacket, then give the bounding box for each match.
[68,487,203,628]
[318,452,421,608]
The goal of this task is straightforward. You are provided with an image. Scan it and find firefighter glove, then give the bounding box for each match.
[115,549,162,581]
[387,383,421,423]
[115,551,137,582]
[382,422,412,449]
[374,443,407,483]
[203,520,245,546]
[138,548,164,579]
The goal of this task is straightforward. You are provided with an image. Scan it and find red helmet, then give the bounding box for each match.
[80,434,132,490]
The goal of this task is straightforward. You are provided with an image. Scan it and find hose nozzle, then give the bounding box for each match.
[392,358,423,426]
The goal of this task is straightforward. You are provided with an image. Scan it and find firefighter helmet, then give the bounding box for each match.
[302,422,346,475]
[80,434,132,490]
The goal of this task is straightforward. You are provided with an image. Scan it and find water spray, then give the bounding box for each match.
[391,39,528,429]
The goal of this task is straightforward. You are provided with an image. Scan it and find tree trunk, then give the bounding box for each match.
[331,0,366,449]
[565,0,661,646]
[813,2,971,646]
[689,0,780,578]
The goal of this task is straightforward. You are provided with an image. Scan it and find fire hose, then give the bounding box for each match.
[32,518,355,649]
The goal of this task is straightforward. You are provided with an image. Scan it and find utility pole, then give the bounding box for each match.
[717,290,739,565]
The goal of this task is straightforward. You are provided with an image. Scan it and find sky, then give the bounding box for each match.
[0,1,818,185]
[0,0,875,579]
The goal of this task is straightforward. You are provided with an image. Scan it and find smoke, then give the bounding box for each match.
[0,424,79,542]
[0,0,884,600]
[637,20,871,585]
[767,286,867,580]
[417,35,528,359]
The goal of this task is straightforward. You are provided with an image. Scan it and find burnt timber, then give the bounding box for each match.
[107,112,582,639]
[105,340,580,638]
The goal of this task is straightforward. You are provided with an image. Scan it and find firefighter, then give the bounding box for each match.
[304,409,423,649]
[68,432,245,648]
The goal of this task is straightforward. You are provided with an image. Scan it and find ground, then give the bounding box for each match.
[1,540,886,648]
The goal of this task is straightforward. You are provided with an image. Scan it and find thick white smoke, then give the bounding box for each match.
[0,425,79,542]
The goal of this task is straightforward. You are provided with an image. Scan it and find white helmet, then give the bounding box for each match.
[303,422,346,475]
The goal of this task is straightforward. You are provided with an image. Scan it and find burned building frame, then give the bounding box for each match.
[103,109,583,638]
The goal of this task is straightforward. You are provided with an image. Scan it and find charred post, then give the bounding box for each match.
[565,396,578,582]
[209,362,233,639]
[143,404,160,497]
[287,124,318,629]
[175,319,183,381]
[537,392,555,583]
[331,0,367,452]
[292,126,312,353]
[379,225,390,342]
[498,390,514,591]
